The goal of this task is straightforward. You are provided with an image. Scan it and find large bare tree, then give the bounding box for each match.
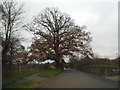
[27,8,93,68]
[0,0,24,65]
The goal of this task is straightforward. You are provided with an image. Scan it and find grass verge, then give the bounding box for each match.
[3,68,46,84]
[95,64,119,68]
[5,68,62,88]
[38,68,62,78]
[8,81,40,88]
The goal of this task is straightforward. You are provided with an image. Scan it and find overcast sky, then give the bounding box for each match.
[16,0,118,59]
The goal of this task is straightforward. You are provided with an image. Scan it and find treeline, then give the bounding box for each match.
[68,56,119,76]
[69,56,119,68]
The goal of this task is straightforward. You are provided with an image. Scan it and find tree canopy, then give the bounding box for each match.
[26,7,93,68]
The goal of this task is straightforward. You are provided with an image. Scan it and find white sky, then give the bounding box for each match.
[15,0,118,59]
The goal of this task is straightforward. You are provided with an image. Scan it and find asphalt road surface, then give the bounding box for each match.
[42,69,118,88]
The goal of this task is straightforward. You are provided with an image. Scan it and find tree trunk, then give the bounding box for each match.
[55,56,64,69]
[55,54,61,68]
[2,51,7,66]
[55,60,60,68]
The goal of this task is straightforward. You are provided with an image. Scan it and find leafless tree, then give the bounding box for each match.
[26,7,93,68]
[0,0,24,65]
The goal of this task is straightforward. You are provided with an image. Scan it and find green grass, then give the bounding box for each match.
[38,68,62,78]
[9,81,40,88]
[95,64,118,68]
[3,68,45,84]
[6,68,62,88]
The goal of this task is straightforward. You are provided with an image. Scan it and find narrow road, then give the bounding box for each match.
[42,69,118,88]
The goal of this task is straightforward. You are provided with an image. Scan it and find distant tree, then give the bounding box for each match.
[114,55,120,65]
[26,7,93,68]
[16,50,29,65]
[0,0,24,65]
[69,56,79,68]
[7,37,25,66]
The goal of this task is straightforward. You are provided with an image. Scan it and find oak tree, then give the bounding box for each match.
[27,8,93,68]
